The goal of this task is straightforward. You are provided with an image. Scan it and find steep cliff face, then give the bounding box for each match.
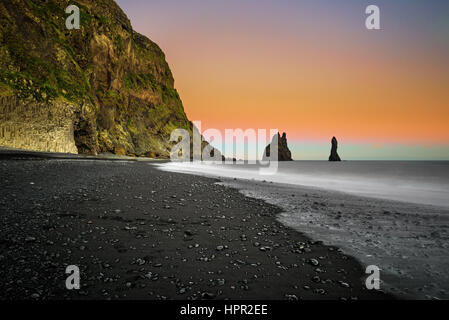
[0,0,195,157]
[263,132,293,161]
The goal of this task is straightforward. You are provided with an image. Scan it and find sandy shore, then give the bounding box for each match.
[217,178,449,300]
[0,156,391,300]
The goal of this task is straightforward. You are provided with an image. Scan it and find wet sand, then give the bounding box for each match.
[0,155,391,300]
[218,179,449,300]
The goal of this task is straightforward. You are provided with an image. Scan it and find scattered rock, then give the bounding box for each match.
[201,292,216,300]
[309,259,319,266]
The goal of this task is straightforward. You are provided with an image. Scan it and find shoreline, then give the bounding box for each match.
[0,146,165,162]
[155,162,449,300]
[0,155,392,300]
[155,161,449,209]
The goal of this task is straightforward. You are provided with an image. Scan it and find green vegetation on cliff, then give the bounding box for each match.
[0,0,193,156]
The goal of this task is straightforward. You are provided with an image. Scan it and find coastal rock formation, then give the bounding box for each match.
[328,136,341,161]
[0,0,215,158]
[0,96,78,153]
[263,132,293,161]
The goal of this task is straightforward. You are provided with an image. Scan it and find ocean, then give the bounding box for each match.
[155,160,449,299]
[156,161,449,208]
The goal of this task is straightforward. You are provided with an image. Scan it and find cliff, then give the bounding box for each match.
[328,136,341,161]
[0,0,206,157]
[263,132,293,161]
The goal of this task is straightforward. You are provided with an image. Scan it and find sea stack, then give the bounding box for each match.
[263,132,293,161]
[329,136,341,161]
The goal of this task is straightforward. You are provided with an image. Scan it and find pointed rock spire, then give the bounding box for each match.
[329,136,341,161]
[263,132,293,161]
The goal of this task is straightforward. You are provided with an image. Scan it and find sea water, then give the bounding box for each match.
[156,161,449,208]
[155,161,449,299]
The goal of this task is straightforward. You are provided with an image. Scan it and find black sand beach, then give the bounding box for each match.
[0,154,391,300]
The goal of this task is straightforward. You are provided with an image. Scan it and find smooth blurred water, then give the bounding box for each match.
[156,160,449,299]
[156,161,449,208]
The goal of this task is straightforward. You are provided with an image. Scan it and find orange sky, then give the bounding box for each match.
[118,0,449,150]
[173,44,448,143]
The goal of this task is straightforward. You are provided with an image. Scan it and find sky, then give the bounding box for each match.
[116,0,449,160]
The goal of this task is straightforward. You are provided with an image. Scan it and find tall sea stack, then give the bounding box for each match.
[329,136,341,161]
[263,132,293,161]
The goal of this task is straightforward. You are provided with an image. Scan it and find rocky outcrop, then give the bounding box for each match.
[0,96,78,153]
[0,0,211,158]
[328,136,341,161]
[263,132,293,161]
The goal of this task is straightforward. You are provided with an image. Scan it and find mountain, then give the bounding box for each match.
[262,132,293,161]
[0,0,210,158]
[328,136,341,161]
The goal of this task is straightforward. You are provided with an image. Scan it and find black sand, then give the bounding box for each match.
[0,155,392,300]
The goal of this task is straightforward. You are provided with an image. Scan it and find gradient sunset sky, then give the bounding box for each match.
[117,0,449,160]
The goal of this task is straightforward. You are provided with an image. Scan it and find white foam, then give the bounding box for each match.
[155,161,449,208]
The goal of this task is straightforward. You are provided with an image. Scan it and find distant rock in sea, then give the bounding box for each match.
[263,132,293,161]
[328,137,341,161]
